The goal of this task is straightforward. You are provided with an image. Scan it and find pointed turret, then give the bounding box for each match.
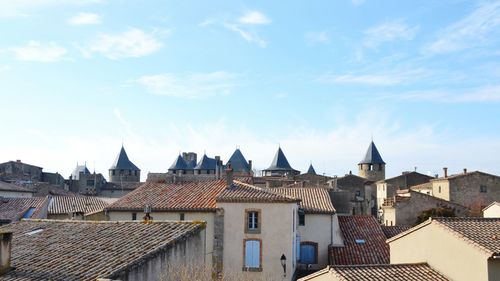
[307,163,316,175]
[109,146,140,183]
[262,147,300,177]
[358,141,385,181]
[227,149,252,174]
[194,154,217,174]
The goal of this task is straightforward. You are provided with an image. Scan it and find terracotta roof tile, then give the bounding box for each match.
[381,225,412,239]
[0,182,35,193]
[0,197,48,223]
[48,196,109,215]
[216,181,300,203]
[0,219,204,281]
[328,263,449,281]
[330,215,389,265]
[273,188,335,214]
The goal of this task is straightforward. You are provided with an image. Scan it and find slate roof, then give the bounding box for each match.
[0,197,48,223]
[330,215,389,265]
[273,188,335,214]
[381,225,412,239]
[307,164,316,175]
[0,181,35,194]
[359,141,385,165]
[48,196,110,215]
[109,146,140,171]
[168,155,188,170]
[70,165,90,180]
[227,149,251,173]
[217,181,300,203]
[194,154,217,170]
[0,219,204,281]
[263,147,298,172]
[107,180,230,211]
[301,263,449,281]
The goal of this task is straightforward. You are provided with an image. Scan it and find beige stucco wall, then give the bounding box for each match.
[108,211,214,268]
[483,204,500,218]
[0,191,33,198]
[217,202,298,281]
[389,222,491,281]
[431,180,450,201]
[297,214,342,270]
[382,206,396,226]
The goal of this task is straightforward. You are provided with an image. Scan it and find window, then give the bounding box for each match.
[300,242,318,264]
[128,170,132,176]
[480,185,487,193]
[438,186,441,193]
[245,210,261,233]
[23,207,36,219]
[112,170,115,176]
[355,190,361,197]
[132,213,137,220]
[180,213,185,221]
[134,170,137,176]
[243,239,261,271]
[298,210,305,226]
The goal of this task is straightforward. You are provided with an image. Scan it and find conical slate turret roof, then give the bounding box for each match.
[71,165,90,180]
[169,155,188,170]
[110,146,140,171]
[359,141,385,165]
[307,164,316,175]
[264,147,297,171]
[194,154,217,170]
[227,149,251,173]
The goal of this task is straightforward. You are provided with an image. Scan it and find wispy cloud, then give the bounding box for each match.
[423,1,500,55]
[199,18,216,27]
[317,68,428,86]
[136,71,237,99]
[224,23,267,48]
[68,12,101,25]
[305,31,330,45]
[0,0,102,18]
[238,11,271,25]
[364,20,419,48]
[392,85,500,103]
[352,0,366,6]
[10,41,67,62]
[88,28,163,59]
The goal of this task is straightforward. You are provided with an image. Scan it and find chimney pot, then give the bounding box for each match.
[226,164,234,188]
[0,231,12,275]
[443,167,448,178]
[248,160,253,173]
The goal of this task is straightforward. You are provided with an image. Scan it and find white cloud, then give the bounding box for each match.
[88,28,163,59]
[392,85,500,103]
[364,20,418,48]
[305,31,330,45]
[68,12,101,25]
[136,71,237,99]
[10,41,67,62]
[199,18,216,27]
[423,1,500,55]
[224,23,267,48]
[238,11,271,25]
[0,0,102,18]
[317,69,428,86]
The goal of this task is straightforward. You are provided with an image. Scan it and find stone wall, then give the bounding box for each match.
[448,172,500,215]
[212,208,224,277]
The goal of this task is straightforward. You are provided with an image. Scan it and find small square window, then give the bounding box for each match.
[480,185,487,193]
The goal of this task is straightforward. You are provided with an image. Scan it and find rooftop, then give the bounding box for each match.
[194,154,217,170]
[359,141,385,165]
[273,187,335,214]
[263,147,298,172]
[0,219,204,281]
[381,225,412,239]
[330,215,389,265]
[70,165,90,180]
[109,146,140,171]
[227,148,251,173]
[0,181,35,194]
[48,196,110,215]
[299,263,449,281]
[217,181,300,203]
[168,155,188,171]
[0,197,48,223]
[307,164,316,175]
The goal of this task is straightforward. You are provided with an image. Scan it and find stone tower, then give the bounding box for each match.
[109,146,140,183]
[358,141,385,182]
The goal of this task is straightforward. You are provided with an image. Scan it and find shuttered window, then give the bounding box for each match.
[300,243,318,264]
[244,240,261,268]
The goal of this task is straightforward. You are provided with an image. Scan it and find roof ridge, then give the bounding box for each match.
[21,218,204,225]
[331,262,430,268]
[233,180,300,201]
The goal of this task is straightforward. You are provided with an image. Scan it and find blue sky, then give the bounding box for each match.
[1,0,500,180]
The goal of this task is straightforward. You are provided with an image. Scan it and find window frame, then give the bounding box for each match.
[242,238,262,272]
[299,241,318,264]
[245,209,261,234]
[132,213,137,220]
[179,213,185,221]
[480,185,487,193]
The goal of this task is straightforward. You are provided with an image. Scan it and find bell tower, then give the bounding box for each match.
[358,141,385,182]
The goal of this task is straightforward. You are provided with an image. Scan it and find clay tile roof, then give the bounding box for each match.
[327,263,450,281]
[0,219,204,281]
[48,196,109,215]
[433,217,500,257]
[107,180,229,212]
[216,181,301,203]
[273,188,335,214]
[0,197,48,223]
[381,225,412,239]
[330,215,389,265]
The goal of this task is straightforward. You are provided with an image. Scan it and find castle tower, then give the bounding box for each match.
[358,141,385,182]
[109,146,140,183]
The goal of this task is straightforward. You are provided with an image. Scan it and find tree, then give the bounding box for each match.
[415,207,455,225]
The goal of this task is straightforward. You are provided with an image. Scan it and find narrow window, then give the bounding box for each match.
[244,239,261,270]
[298,211,305,226]
[132,213,137,220]
[128,170,132,176]
[112,170,115,176]
[438,186,441,193]
[245,210,261,233]
[180,213,185,221]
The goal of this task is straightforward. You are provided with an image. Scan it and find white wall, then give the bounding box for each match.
[483,203,500,218]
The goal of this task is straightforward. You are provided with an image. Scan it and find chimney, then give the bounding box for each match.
[463,168,467,174]
[0,231,12,275]
[215,156,221,179]
[443,167,448,178]
[248,160,253,172]
[226,164,234,188]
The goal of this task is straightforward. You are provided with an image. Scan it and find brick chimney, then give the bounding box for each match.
[443,167,448,178]
[226,164,234,188]
[0,231,12,275]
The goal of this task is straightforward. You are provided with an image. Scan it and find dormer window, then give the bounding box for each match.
[245,209,261,234]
